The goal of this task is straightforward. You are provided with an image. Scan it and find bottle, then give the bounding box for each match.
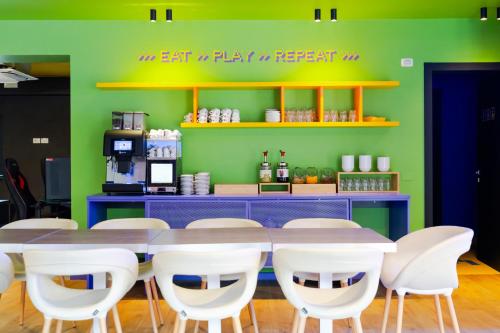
[259,151,272,183]
[276,150,289,183]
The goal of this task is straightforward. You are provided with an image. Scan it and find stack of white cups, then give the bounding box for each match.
[180,175,194,195]
[197,108,208,123]
[194,172,210,195]
[231,109,240,122]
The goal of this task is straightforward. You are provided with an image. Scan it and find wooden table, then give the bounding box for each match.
[0,229,61,252]
[149,227,272,333]
[269,227,396,333]
[25,229,162,333]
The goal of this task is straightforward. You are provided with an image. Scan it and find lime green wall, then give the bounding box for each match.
[0,19,498,229]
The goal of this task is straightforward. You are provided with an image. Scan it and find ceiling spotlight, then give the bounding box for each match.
[480,7,487,21]
[166,9,173,22]
[331,8,337,22]
[150,9,157,22]
[315,8,321,22]
[497,7,499,20]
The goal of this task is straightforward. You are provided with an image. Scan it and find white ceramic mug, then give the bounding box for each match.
[359,155,372,172]
[377,156,391,172]
[342,155,355,172]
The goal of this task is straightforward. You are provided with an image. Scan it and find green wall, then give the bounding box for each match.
[0,19,499,229]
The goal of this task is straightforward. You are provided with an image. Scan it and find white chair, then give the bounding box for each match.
[153,248,261,333]
[273,247,384,333]
[283,218,362,329]
[380,226,473,333]
[91,218,169,333]
[186,218,267,333]
[24,248,138,333]
[1,218,78,326]
[0,252,14,298]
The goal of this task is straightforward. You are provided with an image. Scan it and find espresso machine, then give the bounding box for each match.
[102,130,147,194]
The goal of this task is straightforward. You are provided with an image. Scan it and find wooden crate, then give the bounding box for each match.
[291,183,336,195]
[258,183,290,195]
[336,172,400,193]
[214,184,258,195]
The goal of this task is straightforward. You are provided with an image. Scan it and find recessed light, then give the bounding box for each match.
[166,9,173,22]
[497,7,500,20]
[150,9,157,22]
[331,8,337,22]
[480,7,488,21]
[315,9,321,22]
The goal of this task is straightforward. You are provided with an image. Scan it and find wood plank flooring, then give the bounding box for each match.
[0,254,498,333]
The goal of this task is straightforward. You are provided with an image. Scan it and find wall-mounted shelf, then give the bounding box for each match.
[336,171,400,193]
[96,80,400,128]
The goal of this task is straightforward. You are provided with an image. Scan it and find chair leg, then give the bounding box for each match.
[291,309,299,333]
[396,293,405,333]
[353,317,363,333]
[112,305,123,333]
[297,316,307,333]
[58,276,77,328]
[381,288,392,333]
[446,295,461,333]
[173,314,179,333]
[42,317,53,333]
[145,280,159,333]
[177,319,187,333]
[151,277,165,325]
[56,320,63,333]
[247,301,259,333]
[19,281,26,326]
[434,295,445,333]
[99,317,108,333]
[232,316,243,333]
[193,280,207,333]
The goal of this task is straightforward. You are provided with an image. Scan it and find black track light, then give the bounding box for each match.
[150,9,157,22]
[331,8,337,22]
[315,9,321,22]
[480,7,487,21]
[497,7,500,20]
[166,9,173,22]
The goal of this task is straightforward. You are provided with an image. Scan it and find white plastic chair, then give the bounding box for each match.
[380,226,473,333]
[186,218,267,333]
[273,247,384,333]
[91,218,169,333]
[153,248,261,333]
[0,252,14,298]
[1,218,78,326]
[24,248,138,333]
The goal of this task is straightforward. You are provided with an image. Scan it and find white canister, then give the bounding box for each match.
[377,156,391,172]
[341,155,355,172]
[359,155,372,172]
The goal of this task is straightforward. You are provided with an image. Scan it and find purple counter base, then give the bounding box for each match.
[87,193,410,241]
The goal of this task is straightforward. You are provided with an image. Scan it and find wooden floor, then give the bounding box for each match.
[0,254,498,333]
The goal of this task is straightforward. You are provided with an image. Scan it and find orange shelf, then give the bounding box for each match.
[180,121,400,128]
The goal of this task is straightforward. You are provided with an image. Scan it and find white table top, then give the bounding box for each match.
[268,228,397,252]
[24,229,163,253]
[0,229,60,252]
[148,228,272,254]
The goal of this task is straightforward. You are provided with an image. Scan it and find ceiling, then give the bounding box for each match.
[0,0,498,20]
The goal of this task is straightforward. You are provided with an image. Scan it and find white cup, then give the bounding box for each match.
[359,155,372,172]
[156,147,163,158]
[377,156,391,172]
[341,155,355,172]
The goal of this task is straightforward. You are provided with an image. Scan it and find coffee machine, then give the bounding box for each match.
[102,130,147,194]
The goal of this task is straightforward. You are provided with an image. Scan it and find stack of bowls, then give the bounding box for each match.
[231,109,240,122]
[180,174,194,195]
[265,108,281,122]
[221,108,232,123]
[194,172,210,195]
[197,108,208,123]
[209,108,221,123]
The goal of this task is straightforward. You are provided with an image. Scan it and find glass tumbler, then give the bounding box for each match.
[339,110,348,122]
[349,110,357,122]
[377,178,385,191]
[369,178,377,191]
[346,178,353,191]
[362,178,369,191]
[354,178,361,191]
[292,167,306,184]
[324,110,331,122]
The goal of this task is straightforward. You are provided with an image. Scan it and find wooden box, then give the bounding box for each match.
[258,183,290,195]
[214,184,259,195]
[336,172,400,193]
[291,183,336,195]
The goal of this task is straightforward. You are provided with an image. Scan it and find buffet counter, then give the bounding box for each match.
[87,193,410,240]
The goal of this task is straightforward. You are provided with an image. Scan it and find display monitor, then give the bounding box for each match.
[150,163,173,184]
[114,140,133,152]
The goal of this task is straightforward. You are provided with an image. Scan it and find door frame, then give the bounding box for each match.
[424,62,500,228]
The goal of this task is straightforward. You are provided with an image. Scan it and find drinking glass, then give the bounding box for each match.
[349,110,357,122]
[354,178,361,191]
[331,110,339,122]
[362,178,369,191]
[286,109,296,123]
[339,179,345,192]
[384,178,391,191]
[377,178,385,191]
[369,178,377,191]
[305,109,313,122]
[339,110,348,122]
[324,110,331,122]
[346,178,353,191]
[296,110,305,122]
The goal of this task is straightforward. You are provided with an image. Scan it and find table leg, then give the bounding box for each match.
[319,272,332,333]
[92,272,107,333]
[207,274,221,333]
